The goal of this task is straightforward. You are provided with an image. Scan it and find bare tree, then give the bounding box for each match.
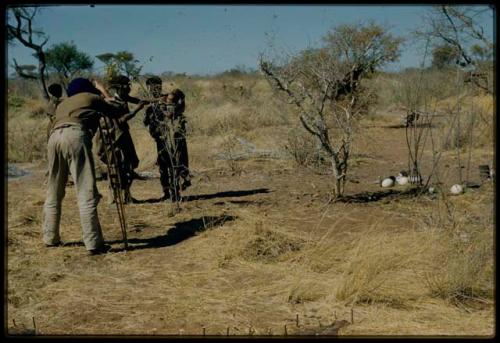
[7,6,50,100]
[420,5,493,94]
[260,22,402,198]
[417,5,494,189]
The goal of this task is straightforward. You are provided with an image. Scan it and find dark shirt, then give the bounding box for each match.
[144,89,186,139]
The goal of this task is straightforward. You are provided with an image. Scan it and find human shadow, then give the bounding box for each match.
[214,200,256,206]
[132,188,270,204]
[337,187,423,203]
[110,215,237,252]
[131,197,165,204]
[183,188,270,202]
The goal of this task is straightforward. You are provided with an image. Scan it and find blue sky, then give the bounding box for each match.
[6,4,495,76]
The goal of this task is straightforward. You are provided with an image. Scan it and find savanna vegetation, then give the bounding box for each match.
[6,5,494,337]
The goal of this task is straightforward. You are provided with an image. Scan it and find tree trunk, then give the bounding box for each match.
[36,49,49,100]
[331,155,343,198]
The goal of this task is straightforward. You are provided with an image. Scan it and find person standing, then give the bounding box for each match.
[44,83,65,185]
[143,76,191,202]
[42,77,124,255]
[95,75,146,204]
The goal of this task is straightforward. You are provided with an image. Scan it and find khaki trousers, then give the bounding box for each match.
[42,125,105,250]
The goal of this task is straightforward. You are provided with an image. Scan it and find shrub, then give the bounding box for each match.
[8,96,25,109]
[283,128,323,167]
[420,193,494,306]
[8,116,48,162]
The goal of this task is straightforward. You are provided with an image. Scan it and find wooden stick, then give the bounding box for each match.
[351,308,354,324]
[202,327,206,336]
[296,313,299,327]
[97,118,128,250]
[32,316,37,333]
[226,327,230,336]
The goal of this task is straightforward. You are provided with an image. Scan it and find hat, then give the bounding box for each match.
[66,78,100,97]
[146,76,162,86]
[109,75,131,86]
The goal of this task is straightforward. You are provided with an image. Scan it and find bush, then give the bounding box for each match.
[8,96,25,109]
[283,128,323,167]
[420,194,494,306]
[423,231,493,306]
[8,116,48,162]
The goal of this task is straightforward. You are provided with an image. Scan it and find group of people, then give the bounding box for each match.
[42,75,190,255]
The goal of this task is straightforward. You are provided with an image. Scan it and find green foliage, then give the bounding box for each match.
[217,64,257,77]
[422,6,493,94]
[431,44,460,69]
[8,96,25,108]
[284,21,404,101]
[95,52,115,65]
[96,50,142,81]
[322,21,403,67]
[44,41,94,86]
[470,44,492,62]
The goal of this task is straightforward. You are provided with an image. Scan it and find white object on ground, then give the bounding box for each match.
[450,184,464,195]
[396,174,409,185]
[381,176,395,188]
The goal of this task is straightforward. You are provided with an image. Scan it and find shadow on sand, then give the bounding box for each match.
[132,188,270,204]
[109,215,237,252]
[336,187,424,203]
[385,123,434,129]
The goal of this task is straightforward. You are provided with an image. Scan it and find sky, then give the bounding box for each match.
[6,4,495,76]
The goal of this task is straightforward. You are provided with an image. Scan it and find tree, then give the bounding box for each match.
[431,44,460,69]
[417,5,493,189]
[45,41,94,88]
[421,5,493,93]
[260,22,403,198]
[7,6,50,100]
[11,62,38,80]
[96,51,142,81]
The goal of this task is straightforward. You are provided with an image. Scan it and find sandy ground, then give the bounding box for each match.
[6,114,494,337]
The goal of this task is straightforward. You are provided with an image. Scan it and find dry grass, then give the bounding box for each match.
[418,186,494,307]
[334,225,422,307]
[6,72,494,337]
[7,105,48,163]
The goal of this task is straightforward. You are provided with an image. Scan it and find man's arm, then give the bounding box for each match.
[143,106,152,127]
[118,100,148,124]
[92,80,114,101]
[93,96,126,119]
[124,94,141,104]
